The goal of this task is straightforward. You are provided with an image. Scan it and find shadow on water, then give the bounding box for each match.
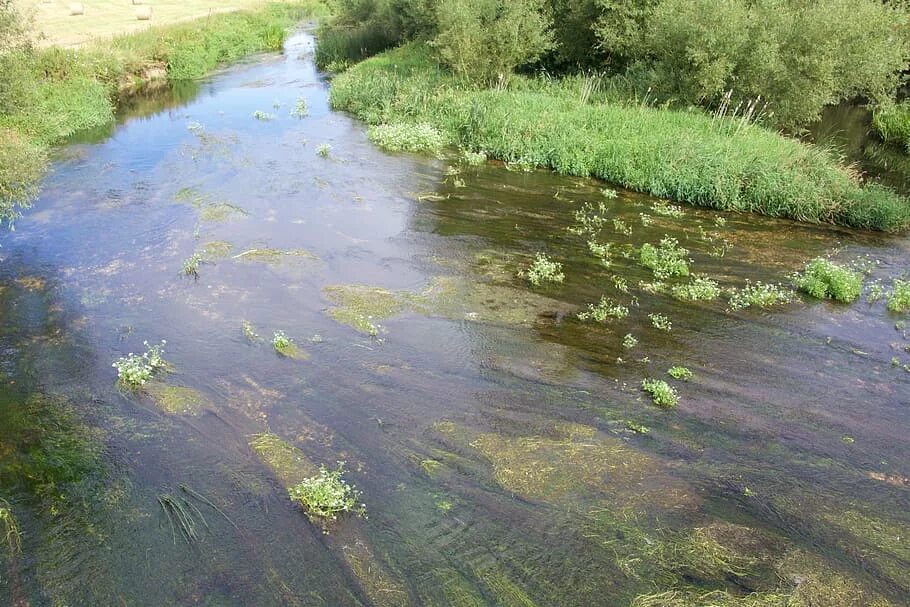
[0,30,908,606]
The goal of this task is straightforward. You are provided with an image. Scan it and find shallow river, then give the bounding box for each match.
[0,32,908,606]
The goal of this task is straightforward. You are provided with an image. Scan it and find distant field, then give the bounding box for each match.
[19,0,274,46]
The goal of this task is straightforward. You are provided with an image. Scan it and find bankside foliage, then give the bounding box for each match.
[320,0,910,129]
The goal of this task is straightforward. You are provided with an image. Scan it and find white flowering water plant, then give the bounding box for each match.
[112,340,167,386]
[288,462,366,526]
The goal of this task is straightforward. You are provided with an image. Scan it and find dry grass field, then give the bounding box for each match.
[18,0,275,46]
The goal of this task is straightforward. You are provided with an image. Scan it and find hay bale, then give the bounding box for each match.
[131,0,144,5]
[69,3,84,15]
[135,6,152,20]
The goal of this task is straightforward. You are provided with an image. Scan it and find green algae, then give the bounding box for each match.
[198,240,233,261]
[198,202,249,222]
[332,528,414,607]
[233,248,318,265]
[144,382,210,416]
[249,433,318,487]
[323,285,408,334]
[274,342,309,361]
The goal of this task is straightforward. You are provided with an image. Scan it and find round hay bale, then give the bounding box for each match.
[135,6,152,20]
[132,0,144,5]
[69,3,84,15]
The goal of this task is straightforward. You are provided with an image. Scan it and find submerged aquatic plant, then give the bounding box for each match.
[241,320,260,342]
[519,253,565,286]
[613,218,633,236]
[158,492,208,545]
[625,421,650,434]
[640,237,689,280]
[651,202,684,218]
[0,499,22,555]
[578,296,629,322]
[112,340,167,386]
[622,333,638,349]
[727,281,794,311]
[668,366,693,381]
[649,313,672,331]
[253,110,276,121]
[887,278,910,313]
[642,378,679,408]
[793,257,863,303]
[288,462,366,522]
[587,240,613,266]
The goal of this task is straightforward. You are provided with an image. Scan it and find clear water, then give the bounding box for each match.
[0,32,908,606]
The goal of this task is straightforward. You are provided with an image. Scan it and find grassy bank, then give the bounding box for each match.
[330,44,910,232]
[0,1,327,225]
[873,102,910,153]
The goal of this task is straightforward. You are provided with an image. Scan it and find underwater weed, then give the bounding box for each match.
[241,320,260,342]
[578,297,629,322]
[727,281,794,311]
[622,334,638,349]
[668,366,693,381]
[158,492,208,544]
[519,253,564,286]
[0,499,22,555]
[288,462,366,523]
[253,110,276,121]
[642,379,678,407]
[112,340,167,386]
[316,143,332,157]
[587,240,613,266]
[640,237,689,279]
[649,313,672,331]
[651,202,684,218]
[613,218,633,236]
[793,257,863,303]
[887,278,910,313]
[625,421,650,434]
[272,330,292,350]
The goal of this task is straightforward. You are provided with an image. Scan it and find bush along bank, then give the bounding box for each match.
[329,44,910,232]
[0,1,328,226]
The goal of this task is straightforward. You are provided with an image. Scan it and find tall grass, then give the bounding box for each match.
[873,102,910,153]
[0,2,327,222]
[330,44,910,231]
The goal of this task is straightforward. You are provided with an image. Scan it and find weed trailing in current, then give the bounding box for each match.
[727,281,794,311]
[671,276,720,301]
[794,257,863,303]
[640,237,689,279]
[886,278,910,312]
[519,253,565,286]
[578,296,629,322]
[668,366,693,381]
[642,378,678,407]
[112,340,167,386]
[288,462,366,524]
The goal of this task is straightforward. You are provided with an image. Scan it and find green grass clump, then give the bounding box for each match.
[642,378,678,407]
[727,281,794,311]
[887,279,910,313]
[519,252,564,286]
[329,44,910,231]
[288,462,366,523]
[793,257,864,303]
[671,275,720,301]
[640,237,689,279]
[873,102,910,152]
[367,122,445,153]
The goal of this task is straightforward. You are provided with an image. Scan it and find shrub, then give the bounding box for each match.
[642,378,678,407]
[112,340,167,386]
[0,128,46,226]
[519,252,564,286]
[288,462,366,522]
[887,279,910,313]
[640,237,689,280]
[367,122,445,152]
[432,0,554,84]
[794,257,863,303]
